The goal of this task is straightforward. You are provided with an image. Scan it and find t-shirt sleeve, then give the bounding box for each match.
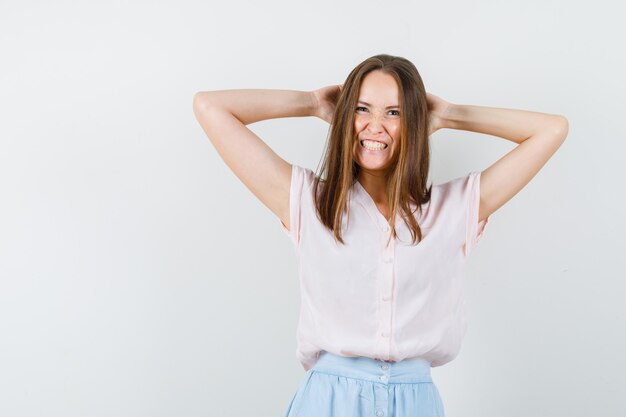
[464,170,490,257]
[279,164,307,246]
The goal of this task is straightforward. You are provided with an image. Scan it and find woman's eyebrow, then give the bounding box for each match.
[357,100,399,109]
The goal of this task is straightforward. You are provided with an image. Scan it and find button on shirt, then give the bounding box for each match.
[279,164,490,371]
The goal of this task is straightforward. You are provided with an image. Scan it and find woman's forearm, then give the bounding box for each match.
[441,104,568,144]
[193,89,317,125]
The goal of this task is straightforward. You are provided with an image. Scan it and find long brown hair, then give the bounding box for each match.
[312,53,432,247]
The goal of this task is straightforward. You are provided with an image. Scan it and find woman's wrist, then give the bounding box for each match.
[439,103,462,130]
[308,90,321,119]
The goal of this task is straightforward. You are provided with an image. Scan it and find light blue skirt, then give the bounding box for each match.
[283,350,445,417]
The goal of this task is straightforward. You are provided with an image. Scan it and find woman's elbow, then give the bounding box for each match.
[193,91,212,111]
[554,115,569,140]
[545,114,569,141]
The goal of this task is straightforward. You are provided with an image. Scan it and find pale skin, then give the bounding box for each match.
[192,72,569,231]
[352,70,402,215]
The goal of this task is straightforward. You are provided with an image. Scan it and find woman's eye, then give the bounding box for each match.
[355,107,399,116]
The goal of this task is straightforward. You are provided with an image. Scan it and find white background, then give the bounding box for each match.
[1,0,624,416]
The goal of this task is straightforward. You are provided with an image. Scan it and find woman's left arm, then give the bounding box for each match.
[438,101,569,223]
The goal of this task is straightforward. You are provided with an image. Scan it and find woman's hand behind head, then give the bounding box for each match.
[426,92,453,136]
[312,84,343,124]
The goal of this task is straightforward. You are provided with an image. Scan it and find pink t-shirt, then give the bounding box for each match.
[279,164,489,371]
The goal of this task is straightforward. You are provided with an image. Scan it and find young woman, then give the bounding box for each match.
[192,54,568,417]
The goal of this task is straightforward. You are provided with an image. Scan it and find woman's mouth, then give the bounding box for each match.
[360,139,388,151]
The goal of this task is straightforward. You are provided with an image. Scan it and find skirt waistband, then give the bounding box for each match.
[312,351,433,384]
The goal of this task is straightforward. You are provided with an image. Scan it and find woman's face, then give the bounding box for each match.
[353,70,402,175]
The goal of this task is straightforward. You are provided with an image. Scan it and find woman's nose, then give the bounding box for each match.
[366,115,384,132]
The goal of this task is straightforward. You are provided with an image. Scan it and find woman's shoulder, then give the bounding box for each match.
[431,171,480,208]
[290,164,318,189]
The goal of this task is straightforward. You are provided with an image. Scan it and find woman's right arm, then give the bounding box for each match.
[193,89,318,125]
[192,89,318,231]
